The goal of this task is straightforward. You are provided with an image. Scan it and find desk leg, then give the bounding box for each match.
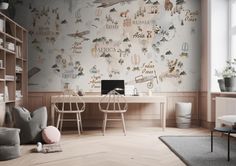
[160,103,163,129]
[228,131,230,161]
[51,104,55,126]
[161,102,166,131]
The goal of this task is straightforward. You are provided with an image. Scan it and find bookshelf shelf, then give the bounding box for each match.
[0,12,28,126]
[5,100,15,103]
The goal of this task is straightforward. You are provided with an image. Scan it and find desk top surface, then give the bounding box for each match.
[51,95,166,103]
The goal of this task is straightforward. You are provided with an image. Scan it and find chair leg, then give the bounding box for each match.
[56,113,61,129]
[103,113,107,136]
[79,113,83,132]
[60,113,64,132]
[76,113,81,135]
[211,130,213,152]
[121,113,126,136]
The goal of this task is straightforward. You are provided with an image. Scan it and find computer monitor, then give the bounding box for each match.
[101,80,125,95]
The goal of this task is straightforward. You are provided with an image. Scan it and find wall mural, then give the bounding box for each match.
[15,0,201,92]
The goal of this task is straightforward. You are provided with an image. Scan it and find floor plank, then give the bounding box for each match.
[0,127,209,166]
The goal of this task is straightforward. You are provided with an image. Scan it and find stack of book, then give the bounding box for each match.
[5,75,14,81]
[5,42,15,51]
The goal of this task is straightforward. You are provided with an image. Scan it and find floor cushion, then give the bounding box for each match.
[0,127,20,161]
[42,126,61,144]
[13,107,47,144]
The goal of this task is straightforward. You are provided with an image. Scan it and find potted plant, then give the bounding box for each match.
[216,59,236,92]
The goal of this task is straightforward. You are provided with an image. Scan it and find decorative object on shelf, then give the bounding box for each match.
[15,90,22,100]
[5,41,15,51]
[0,1,9,10]
[77,89,84,96]
[215,59,236,92]
[0,0,19,19]
[148,89,152,96]
[63,82,70,90]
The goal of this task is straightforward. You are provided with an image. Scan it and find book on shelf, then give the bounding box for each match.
[16,45,22,58]
[0,38,3,48]
[0,93,4,102]
[5,86,9,101]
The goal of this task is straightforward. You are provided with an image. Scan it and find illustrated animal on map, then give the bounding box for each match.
[94,0,135,8]
[120,9,129,17]
[159,59,186,83]
[67,30,90,41]
[164,0,173,11]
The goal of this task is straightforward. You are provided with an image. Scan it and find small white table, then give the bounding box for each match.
[51,95,167,131]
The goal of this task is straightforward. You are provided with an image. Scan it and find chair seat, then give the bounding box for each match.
[100,109,127,113]
[57,110,84,113]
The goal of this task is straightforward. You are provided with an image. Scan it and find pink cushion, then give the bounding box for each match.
[42,126,61,144]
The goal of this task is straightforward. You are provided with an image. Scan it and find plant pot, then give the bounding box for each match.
[224,77,236,92]
[218,79,226,92]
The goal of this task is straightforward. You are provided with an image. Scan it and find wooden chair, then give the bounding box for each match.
[54,90,85,135]
[99,90,128,136]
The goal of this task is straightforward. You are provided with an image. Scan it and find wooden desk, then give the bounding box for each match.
[51,95,167,131]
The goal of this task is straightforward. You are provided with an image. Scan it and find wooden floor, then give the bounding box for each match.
[1,127,209,166]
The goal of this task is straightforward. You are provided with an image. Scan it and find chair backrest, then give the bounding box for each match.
[54,90,85,113]
[99,90,128,112]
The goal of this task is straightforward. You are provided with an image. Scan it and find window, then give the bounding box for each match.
[230,0,236,59]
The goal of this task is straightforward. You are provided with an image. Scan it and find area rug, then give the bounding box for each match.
[159,136,236,166]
